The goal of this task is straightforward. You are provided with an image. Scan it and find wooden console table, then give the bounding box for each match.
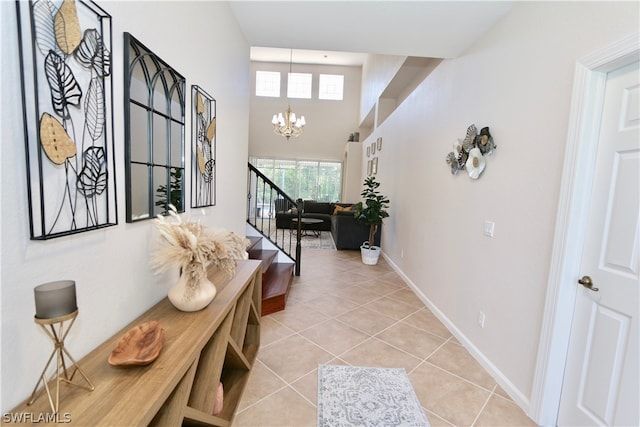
[11,260,262,426]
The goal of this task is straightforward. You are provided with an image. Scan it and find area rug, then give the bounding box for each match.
[318,364,430,427]
[270,230,336,250]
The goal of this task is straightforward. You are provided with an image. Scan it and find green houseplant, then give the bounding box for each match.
[354,176,389,264]
[156,168,183,213]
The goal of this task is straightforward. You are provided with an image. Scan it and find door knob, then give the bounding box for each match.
[578,276,599,292]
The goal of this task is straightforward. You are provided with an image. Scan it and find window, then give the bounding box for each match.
[252,157,342,202]
[318,74,344,100]
[287,73,312,99]
[255,71,280,97]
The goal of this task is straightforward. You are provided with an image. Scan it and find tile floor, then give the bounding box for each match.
[234,247,537,426]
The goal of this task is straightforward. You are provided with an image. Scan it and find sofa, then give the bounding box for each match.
[275,200,340,232]
[331,209,381,250]
[274,200,380,250]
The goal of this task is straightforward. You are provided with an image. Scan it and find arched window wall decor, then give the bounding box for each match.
[124,33,185,222]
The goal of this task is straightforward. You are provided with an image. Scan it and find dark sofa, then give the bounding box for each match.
[274,200,381,250]
[331,209,381,250]
[275,200,341,232]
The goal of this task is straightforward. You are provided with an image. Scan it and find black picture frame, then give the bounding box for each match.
[123,33,186,222]
[16,0,117,239]
[191,85,216,208]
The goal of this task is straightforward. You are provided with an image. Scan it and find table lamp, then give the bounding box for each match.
[27,280,94,414]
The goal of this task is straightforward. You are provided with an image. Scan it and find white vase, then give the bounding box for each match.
[360,242,381,265]
[167,272,217,312]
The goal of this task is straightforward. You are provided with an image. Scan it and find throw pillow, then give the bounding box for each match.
[333,205,350,215]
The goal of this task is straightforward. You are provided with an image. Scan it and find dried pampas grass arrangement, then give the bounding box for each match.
[151,205,249,300]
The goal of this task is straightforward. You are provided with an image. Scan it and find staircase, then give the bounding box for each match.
[247,162,302,276]
[247,236,294,316]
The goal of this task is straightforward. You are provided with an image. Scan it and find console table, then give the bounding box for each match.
[11,260,262,426]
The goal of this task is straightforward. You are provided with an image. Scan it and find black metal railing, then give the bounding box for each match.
[247,163,302,275]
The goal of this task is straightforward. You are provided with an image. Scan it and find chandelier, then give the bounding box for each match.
[272,49,306,140]
[272,107,306,140]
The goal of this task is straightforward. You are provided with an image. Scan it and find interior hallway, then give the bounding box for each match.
[235,246,537,426]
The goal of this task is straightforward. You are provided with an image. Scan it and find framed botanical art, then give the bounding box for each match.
[191,85,216,208]
[16,0,117,239]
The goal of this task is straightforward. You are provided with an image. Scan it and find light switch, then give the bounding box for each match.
[483,221,495,237]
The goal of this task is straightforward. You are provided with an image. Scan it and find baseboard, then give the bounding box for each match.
[381,251,532,414]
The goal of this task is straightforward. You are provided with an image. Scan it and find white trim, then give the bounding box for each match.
[381,252,531,411]
[529,33,640,426]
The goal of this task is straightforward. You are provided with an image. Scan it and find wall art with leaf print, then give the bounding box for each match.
[16,0,117,240]
[191,85,216,208]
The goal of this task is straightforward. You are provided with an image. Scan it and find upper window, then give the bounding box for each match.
[256,71,280,97]
[287,73,312,99]
[318,74,344,100]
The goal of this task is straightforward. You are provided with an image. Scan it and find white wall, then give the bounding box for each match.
[0,1,249,412]
[343,142,363,202]
[360,54,405,124]
[249,62,361,162]
[360,1,639,413]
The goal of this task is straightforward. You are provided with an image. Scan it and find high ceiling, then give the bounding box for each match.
[229,1,514,66]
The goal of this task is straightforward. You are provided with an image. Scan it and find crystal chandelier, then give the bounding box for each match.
[272,49,306,140]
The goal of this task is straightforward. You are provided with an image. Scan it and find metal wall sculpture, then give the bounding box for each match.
[16,0,117,240]
[446,124,496,180]
[191,85,216,208]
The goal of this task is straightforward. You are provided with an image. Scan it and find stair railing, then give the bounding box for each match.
[247,163,302,275]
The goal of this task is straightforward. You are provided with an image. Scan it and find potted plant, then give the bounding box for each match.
[354,176,389,265]
[151,205,248,311]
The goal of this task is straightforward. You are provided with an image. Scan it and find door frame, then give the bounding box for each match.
[529,33,639,426]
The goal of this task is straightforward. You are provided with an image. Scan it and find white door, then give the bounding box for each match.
[558,60,639,426]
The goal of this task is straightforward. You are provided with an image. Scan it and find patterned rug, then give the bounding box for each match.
[318,365,430,427]
[270,230,336,250]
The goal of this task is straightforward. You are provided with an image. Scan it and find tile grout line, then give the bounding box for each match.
[406,338,451,376]
[265,279,496,395]
[234,360,291,415]
[470,384,498,426]
[258,321,346,384]
[266,280,462,388]
[258,297,436,410]
[287,379,318,409]
[405,338,460,427]
[420,359,498,394]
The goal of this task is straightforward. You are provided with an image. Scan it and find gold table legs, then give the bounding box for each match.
[27,310,94,414]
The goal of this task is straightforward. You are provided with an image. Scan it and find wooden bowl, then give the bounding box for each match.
[108,320,165,367]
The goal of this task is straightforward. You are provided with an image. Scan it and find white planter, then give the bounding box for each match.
[360,242,381,265]
[168,273,217,312]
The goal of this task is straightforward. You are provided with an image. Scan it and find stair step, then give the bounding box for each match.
[262,262,294,316]
[248,249,278,274]
[244,235,294,315]
[246,236,261,252]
